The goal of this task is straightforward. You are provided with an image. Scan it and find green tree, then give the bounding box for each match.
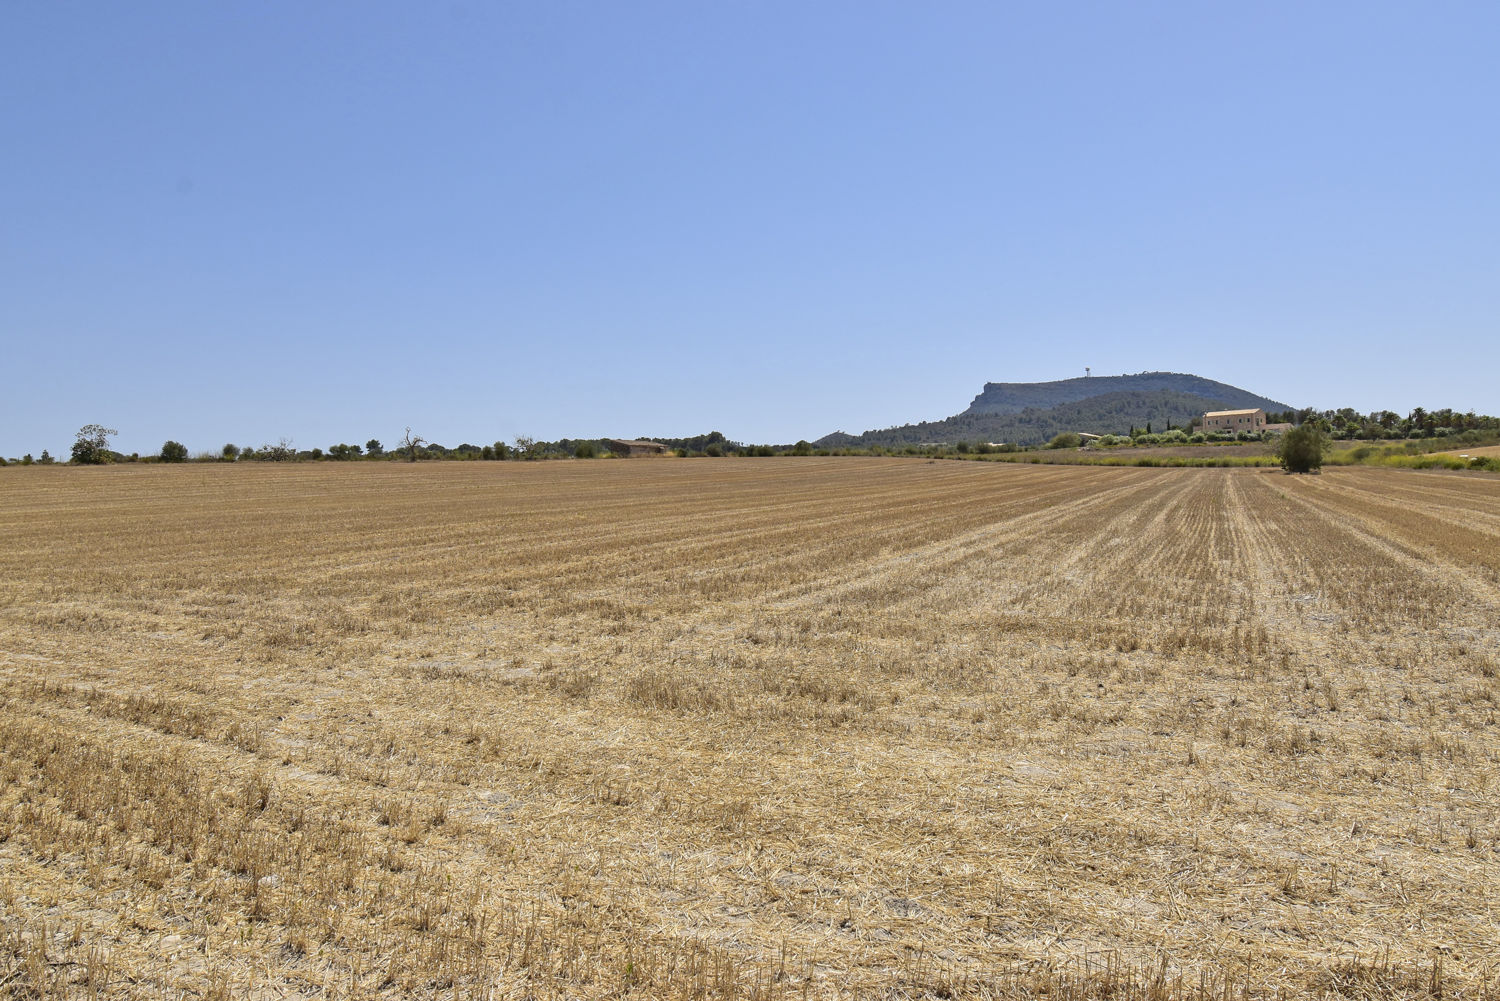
[1047,431,1082,449]
[365,439,383,457]
[71,424,118,465]
[222,443,241,461]
[160,440,188,462]
[1275,424,1328,474]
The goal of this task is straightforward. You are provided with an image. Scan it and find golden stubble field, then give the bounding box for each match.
[1,459,1498,999]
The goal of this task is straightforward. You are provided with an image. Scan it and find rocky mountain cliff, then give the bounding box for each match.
[963,372,1287,416]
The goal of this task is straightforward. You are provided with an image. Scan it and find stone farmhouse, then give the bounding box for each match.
[1201,408,1292,434]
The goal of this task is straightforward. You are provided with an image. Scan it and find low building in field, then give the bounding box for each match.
[606,439,670,457]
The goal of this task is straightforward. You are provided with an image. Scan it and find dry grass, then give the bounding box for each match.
[1,459,1497,999]
[1436,444,1500,459]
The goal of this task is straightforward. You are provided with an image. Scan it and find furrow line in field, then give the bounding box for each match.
[1262,474,1499,640]
[1221,472,1339,653]
[1291,474,1500,607]
[1307,470,1500,540]
[307,465,1071,607]
[757,469,1164,612]
[913,471,1200,624]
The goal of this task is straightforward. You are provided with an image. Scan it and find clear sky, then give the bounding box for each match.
[4,2,1497,456]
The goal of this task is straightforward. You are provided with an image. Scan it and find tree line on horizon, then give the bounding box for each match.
[4,405,1497,467]
[3,427,816,466]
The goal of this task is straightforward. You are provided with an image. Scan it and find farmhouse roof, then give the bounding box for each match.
[1203,408,1263,418]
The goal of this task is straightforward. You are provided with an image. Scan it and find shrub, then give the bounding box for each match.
[1276,425,1328,474]
[160,441,189,463]
[1047,432,1082,449]
[253,439,297,462]
[575,442,597,459]
[222,443,241,461]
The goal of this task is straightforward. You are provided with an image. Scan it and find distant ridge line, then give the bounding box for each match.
[817,371,1292,448]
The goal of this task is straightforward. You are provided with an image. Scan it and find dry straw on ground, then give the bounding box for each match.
[1,459,1497,999]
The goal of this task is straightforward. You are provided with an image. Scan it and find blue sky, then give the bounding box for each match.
[4,2,1497,456]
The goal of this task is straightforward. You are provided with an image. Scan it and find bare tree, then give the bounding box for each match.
[399,427,427,462]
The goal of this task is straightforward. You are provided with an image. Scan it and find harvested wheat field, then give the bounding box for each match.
[2,459,1499,999]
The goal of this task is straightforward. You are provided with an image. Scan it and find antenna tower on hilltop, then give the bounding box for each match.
[1085,367,1091,378]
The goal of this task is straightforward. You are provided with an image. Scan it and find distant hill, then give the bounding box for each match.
[963,373,1286,416]
[816,372,1292,448]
